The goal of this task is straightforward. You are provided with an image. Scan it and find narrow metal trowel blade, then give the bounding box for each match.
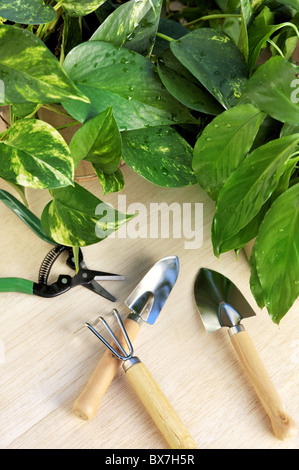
[125,256,179,325]
[194,268,256,334]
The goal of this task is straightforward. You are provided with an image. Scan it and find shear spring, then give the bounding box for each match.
[38,245,67,285]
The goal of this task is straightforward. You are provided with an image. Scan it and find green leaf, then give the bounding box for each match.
[62,41,195,130]
[0,0,56,24]
[11,103,38,118]
[279,0,299,7]
[0,189,55,244]
[122,126,197,187]
[41,183,133,246]
[170,28,248,109]
[212,134,299,255]
[153,18,189,56]
[157,50,223,115]
[249,245,265,310]
[69,107,121,174]
[0,119,74,189]
[277,0,299,8]
[219,201,270,253]
[61,14,83,61]
[238,0,253,62]
[242,56,299,125]
[6,181,28,207]
[193,104,266,200]
[122,0,163,57]
[254,184,299,323]
[247,7,296,71]
[90,0,149,45]
[62,0,106,17]
[0,25,89,105]
[280,122,299,137]
[93,166,125,195]
[90,0,163,56]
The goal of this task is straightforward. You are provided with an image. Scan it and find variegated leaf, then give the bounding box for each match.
[0,0,56,24]
[0,25,89,104]
[69,107,122,174]
[62,0,106,16]
[93,167,125,195]
[122,126,197,187]
[41,183,134,246]
[0,119,74,189]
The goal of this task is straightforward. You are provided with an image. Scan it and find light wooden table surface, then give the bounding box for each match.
[0,164,298,450]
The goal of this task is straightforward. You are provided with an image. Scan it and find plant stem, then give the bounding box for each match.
[0,130,7,140]
[251,0,263,9]
[156,32,174,42]
[185,14,241,28]
[72,246,80,273]
[9,106,15,125]
[25,104,43,119]
[54,1,64,11]
[35,2,62,40]
[41,104,72,119]
[55,120,80,131]
[267,39,285,58]
[280,22,299,39]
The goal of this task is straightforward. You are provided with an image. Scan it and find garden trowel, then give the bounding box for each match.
[194,268,298,441]
[73,256,179,420]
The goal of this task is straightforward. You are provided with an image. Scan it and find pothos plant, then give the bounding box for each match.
[0,0,298,325]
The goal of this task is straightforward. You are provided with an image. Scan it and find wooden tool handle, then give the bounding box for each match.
[125,360,198,449]
[73,318,141,420]
[230,329,298,440]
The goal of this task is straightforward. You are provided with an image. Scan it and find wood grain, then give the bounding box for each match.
[230,330,297,440]
[125,361,198,449]
[0,160,298,449]
[73,318,141,420]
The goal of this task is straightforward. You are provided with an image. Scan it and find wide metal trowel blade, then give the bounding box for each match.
[125,256,179,325]
[194,268,256,334]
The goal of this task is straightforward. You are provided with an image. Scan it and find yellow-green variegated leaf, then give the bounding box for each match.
[69,107,122,174]
[0,119,74,189]
[0,0,56,24]
[62,0,106,17]
[0,25,89,105]
[92,167,125,195]
[41,183,134,246]
[122,126,197,187]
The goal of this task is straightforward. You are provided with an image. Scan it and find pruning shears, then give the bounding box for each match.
[0,244,124,301]
[0,189,124,302]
